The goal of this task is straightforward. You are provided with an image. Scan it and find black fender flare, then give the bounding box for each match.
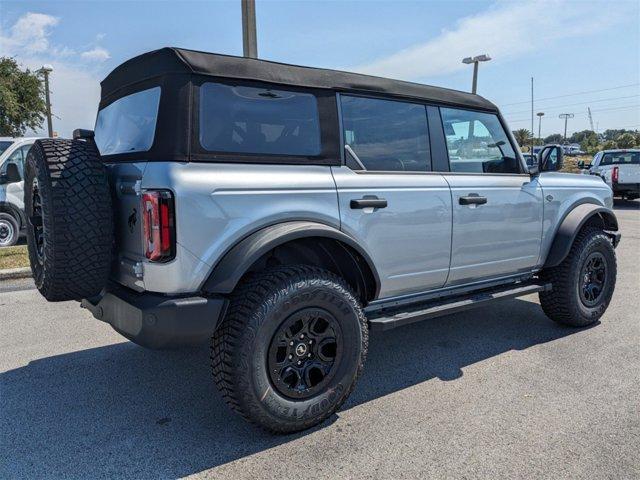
[543,203,618,268]
[201,221,381,297]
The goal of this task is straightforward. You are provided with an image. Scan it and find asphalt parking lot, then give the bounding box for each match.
[1,201,638,479]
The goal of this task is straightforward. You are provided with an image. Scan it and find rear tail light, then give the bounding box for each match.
[142,190,175,262]
[612,166,619,183]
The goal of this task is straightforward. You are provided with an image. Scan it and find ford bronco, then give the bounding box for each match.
[24,48,620,433]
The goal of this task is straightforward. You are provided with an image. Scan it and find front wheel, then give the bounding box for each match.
[211,265,368,433]
[540,227,617,327]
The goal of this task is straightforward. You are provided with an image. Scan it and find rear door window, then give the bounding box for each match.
[199,83,321,156]
[95,87,161,156]
[339,95,430,172]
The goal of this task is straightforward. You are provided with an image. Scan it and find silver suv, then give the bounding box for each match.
[24,48,620,433]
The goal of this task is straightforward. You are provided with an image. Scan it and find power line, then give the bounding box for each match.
[499,83,640,107]
[502,94,640,115]
[506,104,640,123]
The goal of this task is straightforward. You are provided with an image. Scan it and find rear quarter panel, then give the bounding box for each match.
[138,162,341,294]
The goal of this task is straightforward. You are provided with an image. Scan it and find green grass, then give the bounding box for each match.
[0,245,29,270]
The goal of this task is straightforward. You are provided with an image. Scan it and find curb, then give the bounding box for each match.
[0,267,32,281]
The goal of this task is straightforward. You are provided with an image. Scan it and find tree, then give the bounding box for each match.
[512,128,532,147]
[615,132,637,149]
[0,57,46,136]
[544,133,564,144]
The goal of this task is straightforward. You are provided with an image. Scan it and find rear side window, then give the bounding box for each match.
[199,83,321,156]
[440,107,520,174]
[340,95,430,172]
[95,87,161,156]
[601,152,639,165]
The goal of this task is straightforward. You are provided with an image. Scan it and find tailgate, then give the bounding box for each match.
[618,164,640,184]
[106,161,148,291]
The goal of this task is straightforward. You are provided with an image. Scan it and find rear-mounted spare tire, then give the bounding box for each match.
[24,139,113,301]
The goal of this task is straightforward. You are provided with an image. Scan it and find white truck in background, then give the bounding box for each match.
[581,149,640,201]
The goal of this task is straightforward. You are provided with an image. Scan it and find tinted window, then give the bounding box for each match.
[95,87,161,156]
[199,83,321,156]
[1,144,31,177]
[441,108,520,174]
[0,141,13,156]
[601,152,639,165]
[340,95,430,172]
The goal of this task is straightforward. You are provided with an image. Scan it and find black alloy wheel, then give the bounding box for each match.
[268,308,342,400]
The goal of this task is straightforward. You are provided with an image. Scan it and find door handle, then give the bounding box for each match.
[350,197,388,209]
[459,194,487,206]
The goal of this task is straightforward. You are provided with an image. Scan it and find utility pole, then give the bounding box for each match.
[38,65,54,137]
[588,107,595,132]
[559,113,574,141]
[462,54,491,94]
[241,0,258,58]
[531,77,534,153]
[537,112,544,142]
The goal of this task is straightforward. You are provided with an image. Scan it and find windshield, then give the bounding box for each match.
[601,152,639,165]
[0,141,14,156]
[94,87,161,156]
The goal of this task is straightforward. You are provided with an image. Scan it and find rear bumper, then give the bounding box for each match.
[81,283,227,349]
[613,183,640,196]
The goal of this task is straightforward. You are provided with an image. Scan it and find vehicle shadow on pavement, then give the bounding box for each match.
[1,297,584,478]
[613,199,639,210]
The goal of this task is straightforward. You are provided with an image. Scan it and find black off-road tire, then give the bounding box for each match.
[24,139,113,301]
[211,265,368,433]
[0,212,20,247]
[539,226,616,327]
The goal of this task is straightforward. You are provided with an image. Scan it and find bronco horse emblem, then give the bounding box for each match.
[128,208,137,233]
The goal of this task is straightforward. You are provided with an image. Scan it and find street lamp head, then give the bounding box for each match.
[537,112,545,117]
[474,54,491,62]
[39,64,53,74]
[462,55,491,64]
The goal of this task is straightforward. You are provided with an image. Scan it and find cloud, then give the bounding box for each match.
[0,12,107,137]
[81,47,110,62]
[1,12,59,55]
[352,0,632,81]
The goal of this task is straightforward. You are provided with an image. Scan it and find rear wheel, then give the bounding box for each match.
[211,265,368,433]
[540,227,616,327]
[0,213,19,247]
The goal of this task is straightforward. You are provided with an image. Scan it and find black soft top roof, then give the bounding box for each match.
[101,47,498,111]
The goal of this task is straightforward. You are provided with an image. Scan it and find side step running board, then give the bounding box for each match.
[368,282,551,331]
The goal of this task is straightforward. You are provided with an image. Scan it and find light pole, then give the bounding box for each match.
[462,54,491,94]
[558,113,574,141]
[241,0,258,58]
[536,112,544,142]
[38,65,54,138]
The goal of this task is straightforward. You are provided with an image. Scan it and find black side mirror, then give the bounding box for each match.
[5,163,22,183]
[538,145,564,172]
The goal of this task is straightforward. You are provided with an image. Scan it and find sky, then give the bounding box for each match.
[1,0,638,138]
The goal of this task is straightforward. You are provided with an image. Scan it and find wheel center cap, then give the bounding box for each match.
[295,343,308,357]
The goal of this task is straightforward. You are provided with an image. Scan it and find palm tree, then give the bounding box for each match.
[513,128,533,147]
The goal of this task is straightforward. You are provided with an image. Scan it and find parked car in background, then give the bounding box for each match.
[563,144,585,156]
[522,153,537,168]
[0,137,41,246]
[580,149,640,200]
